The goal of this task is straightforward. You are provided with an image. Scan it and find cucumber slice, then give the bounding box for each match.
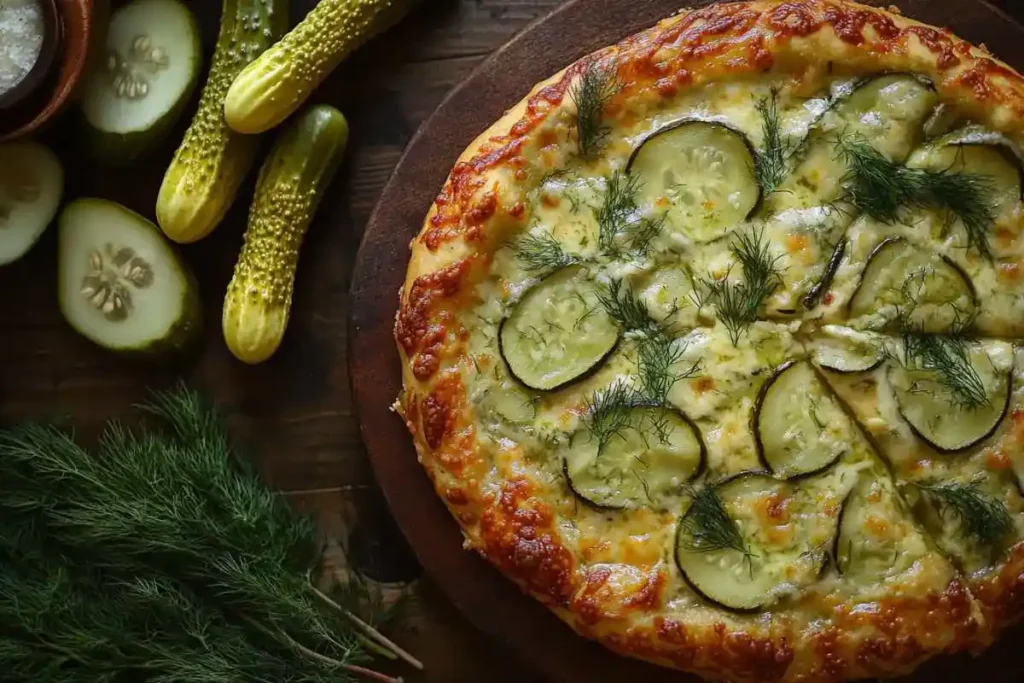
[907,128,1022,223]
[58,199,202,356]
[674,473,834,612]
[753,361,850,479]
[835,477,925,581]
[564,406,704,510]
[801,238,845,310]
[499,266,619,391]
[848,238,976,333]
[0,142,63,265]
[627,120,760,243]
[830,74,936,160]
[811,325,885,374]
[79,0,202,164]
[889,342,1012,453]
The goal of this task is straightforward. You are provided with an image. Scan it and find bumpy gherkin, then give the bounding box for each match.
[222,104,349,364]
[224,0,420,135]
[156,0,289,244]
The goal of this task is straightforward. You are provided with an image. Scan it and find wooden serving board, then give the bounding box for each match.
[349,1,1024,681]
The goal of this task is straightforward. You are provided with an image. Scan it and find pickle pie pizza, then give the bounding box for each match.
[393,2,1024,681]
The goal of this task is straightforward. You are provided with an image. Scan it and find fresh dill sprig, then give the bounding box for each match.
[836,136,996,259]
[597,171,641,252]
[697,227,782,345]
[597,278,660,332]
[514,232,579,274]
[901,332,990,409]
[571,62,619,158]
[914,478,1013,546]
[624,212,666,256]
[753,88,787,194]
[584,382,641,452]
[637,332,699,404]
[678,485,747,554]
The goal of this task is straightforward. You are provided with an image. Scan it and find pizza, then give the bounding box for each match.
[393,1,1024,680]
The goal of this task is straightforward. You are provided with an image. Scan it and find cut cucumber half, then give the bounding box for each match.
[907,128,1023,224]
[835,476,925,581]
[674,473,834,613]
[80,0,202,164]
[889,342,1012,453]
[499,266,619,391]
[564,405,705,510]
[58,199,202,356]
[0,142,63,265]
[848,238,976,333]
[811,325,885,374]
[627,120,760,243]
[753,361,850,479]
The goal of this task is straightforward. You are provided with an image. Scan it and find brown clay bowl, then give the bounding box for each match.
[0,0,107,142]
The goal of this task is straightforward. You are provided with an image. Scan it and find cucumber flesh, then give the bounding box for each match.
[499,266,619,391]
[811,325,885,373]
[627,120,760,243]
[0,142,63,265]
[753,361,849,479]
[58,199,201,355]
[889,342,1012,453]
[564,406,704,510]
[848,238,976,333]
[674,473,834,612]
[80,0,201,162]
[830,75,936,161]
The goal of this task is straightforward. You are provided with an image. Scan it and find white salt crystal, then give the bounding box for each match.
[0,0,45,97]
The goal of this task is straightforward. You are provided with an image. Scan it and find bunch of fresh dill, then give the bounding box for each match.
[0,387,419,683]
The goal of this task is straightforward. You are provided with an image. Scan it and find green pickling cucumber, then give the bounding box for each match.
[155,0,288,243]
[224,0,420,134]
[222,105,349,364]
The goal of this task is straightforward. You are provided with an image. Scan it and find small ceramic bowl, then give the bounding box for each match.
[0,0,104,142]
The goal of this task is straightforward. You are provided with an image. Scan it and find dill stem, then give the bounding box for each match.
[309,583,424,671]
[249,616,404,683]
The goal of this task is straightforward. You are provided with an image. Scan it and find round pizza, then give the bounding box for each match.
[393,1,1024,680]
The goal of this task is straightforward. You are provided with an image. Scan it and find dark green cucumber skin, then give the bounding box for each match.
[82,1,204,166]
[802,239,846,310]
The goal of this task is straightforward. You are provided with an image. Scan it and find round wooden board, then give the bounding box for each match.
[350,2,1024,681]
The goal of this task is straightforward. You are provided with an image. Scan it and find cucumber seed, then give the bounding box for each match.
[105,33,169,100]
[80,244,154,321]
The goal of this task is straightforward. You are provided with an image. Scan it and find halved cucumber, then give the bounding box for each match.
[79,0,202,164]
[889,342,1012,453]
[848,238,976,333]
[907,127,1023,224]
[563,405,704,510]
[834,476,926,581]
[810,325,886,374]
[0,142,63,265]
[753,360,850,479]
[499,266,619,391]
[674,473,834,613]
[627,120,760,243]
[58,199,202,356]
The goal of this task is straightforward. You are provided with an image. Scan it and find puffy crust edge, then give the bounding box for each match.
[393,1,1024,681]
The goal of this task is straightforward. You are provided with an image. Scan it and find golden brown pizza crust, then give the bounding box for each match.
[394,2,1024,681]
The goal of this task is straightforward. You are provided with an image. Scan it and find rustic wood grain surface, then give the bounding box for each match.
[1,1,1021,682]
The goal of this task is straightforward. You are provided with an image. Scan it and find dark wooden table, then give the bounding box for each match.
[0,2,1020,682]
